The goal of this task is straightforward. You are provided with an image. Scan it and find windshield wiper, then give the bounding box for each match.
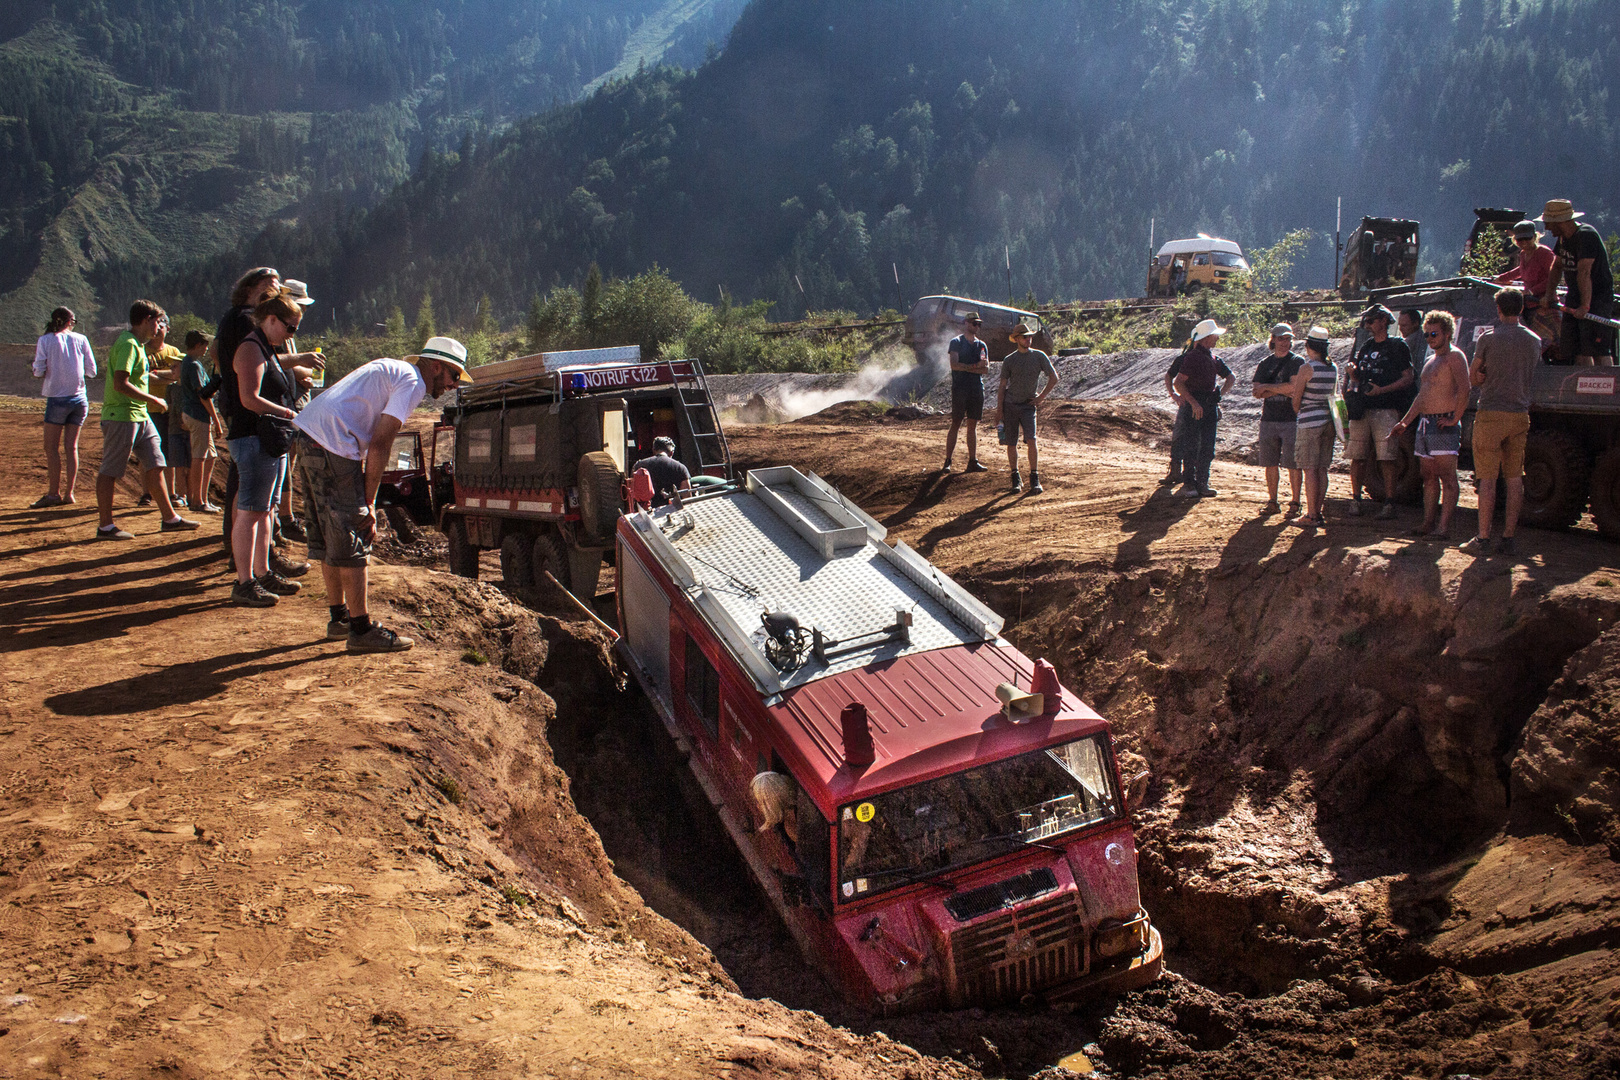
[857,862,960,891]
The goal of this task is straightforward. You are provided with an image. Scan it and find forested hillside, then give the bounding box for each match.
[0,0,745,339]
[205,0,1619,336]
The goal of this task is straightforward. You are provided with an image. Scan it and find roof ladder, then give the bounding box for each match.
[670,357,732,478]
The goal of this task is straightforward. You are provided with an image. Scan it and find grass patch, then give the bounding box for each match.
[1596,578,1614,587]
[499,883,531,907]
[461,647,489,665]
[432,775,465,805]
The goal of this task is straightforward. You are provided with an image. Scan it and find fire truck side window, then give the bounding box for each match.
[684,635,720,740]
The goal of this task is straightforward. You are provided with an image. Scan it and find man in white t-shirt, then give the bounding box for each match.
[292,336,471,652]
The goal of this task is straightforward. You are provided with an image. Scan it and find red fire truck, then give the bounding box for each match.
[433,347,730,597]
[614,465,1163,1012]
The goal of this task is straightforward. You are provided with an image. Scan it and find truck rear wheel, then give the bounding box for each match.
[1521,429,1590,530]
[577,452,624,543]
[500,533,535,591]
[1588,448,1620,540]
[568,547,603,599]
[532,531,569,592]
[445,517,479,580]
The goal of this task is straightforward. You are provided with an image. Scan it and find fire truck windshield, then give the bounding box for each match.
[835,735,1119,901]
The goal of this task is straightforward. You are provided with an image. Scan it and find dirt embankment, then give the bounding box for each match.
[0,412,973,1079]
[726,401,1620,1078]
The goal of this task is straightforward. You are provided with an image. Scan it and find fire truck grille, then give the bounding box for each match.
[950,893,1084,1005]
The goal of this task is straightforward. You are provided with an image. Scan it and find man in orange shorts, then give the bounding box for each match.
[1461,288,1539,557]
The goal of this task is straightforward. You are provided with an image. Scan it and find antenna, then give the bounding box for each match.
[1335,196,1343,290]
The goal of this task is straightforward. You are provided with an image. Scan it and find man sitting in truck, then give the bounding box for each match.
[291,335,471,652]
[631,436,693,508]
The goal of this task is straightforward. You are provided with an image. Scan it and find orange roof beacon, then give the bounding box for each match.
[615,465,1163,1012]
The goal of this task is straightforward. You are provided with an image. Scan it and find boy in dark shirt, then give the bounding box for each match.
[631,437,692,507]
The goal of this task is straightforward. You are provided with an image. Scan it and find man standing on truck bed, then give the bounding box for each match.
[1344,305,1415,520]
[996,321,1058,495]
[291,335,471,652]
[631,436,692,507]
[942,311,990,474]
[1540,199,1615,367]
[1460,288,1539,558]
[1391,312,1472,539]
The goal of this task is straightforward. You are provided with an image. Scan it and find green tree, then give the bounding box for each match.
[581,264,603,346]
[413,291,437,352]
[383,306,407,357]
[1247,229,1314,292]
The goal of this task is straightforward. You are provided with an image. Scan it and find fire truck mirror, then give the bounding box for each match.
[1125,770,1152,812]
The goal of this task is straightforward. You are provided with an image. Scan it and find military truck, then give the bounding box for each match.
[1338,217,1420,298]
[430,346,731,597]
[1361,277,1620,536]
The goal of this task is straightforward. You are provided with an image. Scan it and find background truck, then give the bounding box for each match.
[430,346,731,597]
[1338,217,1420,297]
[615,465,1162,1013]
[1361,277,1620,536]
[904,295,1053,364]
[1147,235,1248,296]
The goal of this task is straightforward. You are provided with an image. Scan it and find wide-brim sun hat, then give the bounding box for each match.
[1191,318,1227,341]
[1536,198,1584,224]
[1009,321,1038,341]
[407,335,474,382]
[282,278,316,306]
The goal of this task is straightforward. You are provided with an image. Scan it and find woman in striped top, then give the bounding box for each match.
[1288,327,1338,528]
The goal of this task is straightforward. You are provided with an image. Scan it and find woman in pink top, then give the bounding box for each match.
[1494,220,1559,350]
[30,306,98,507]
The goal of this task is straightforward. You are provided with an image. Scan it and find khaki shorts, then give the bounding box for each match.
[1346,409,1401,461]
[182,412,217,462]
[1472,410,1530,482]
[99,419,164,477]
[296,434,372,568]
[1294,422,1336,470]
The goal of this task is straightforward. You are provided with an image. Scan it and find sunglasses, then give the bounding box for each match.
[1424,329,1444,338]
[278,314,302,333]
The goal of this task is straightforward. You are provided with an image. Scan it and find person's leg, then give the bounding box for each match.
[1419,457,1440,531]
[340,566,369,618]
[1438,459,1460,534]
[1378,460,1399,503]
[231,506,259,583]
[1501,419,1528,540]
[1265,465,1280,502]
[944,414,962,466]
[1288,469,1302,505]
[96,474,117,528]
[62,423,82,500]
[1194,406,1217,489]
[223,461,239,551]
[1474,467,1498,540]
[1349,457,1366,501]
[42,421,62,497]
[965,417,978,463]
[1504,477,1524,539]
[96,421,132,530]
[1026,436,1039,477]
[251,510,273,578]
[145,468,180,519]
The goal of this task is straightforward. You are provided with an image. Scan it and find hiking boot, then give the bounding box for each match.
[1345,499,1363,517]
[1028,472,1044,494]
[1197,485,1218,497]
[160,516,200,532]
[1177,483,1201,498]
[965,459,988,473]
[257,572,302,597]
[231,579,278,607]
[270,552,310,578]
[327,616,352,641]
[95,524,133,541]
[1009,472,1023,494]
[1376,501,1398,521]
[279,515,308,542]
[348,624,414,653]
[1496,536,1517,557]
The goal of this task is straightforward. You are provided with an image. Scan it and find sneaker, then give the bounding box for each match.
[257,572,302,597]
[1496,536,1517,557]
[29,494,63,509]
[1028,472,1044,494]
[965,459,988,473]
[95,524,133,541]
[137,493,153,507]
[941,459,953,473]
[194,503,219,514]
[348,624,415,653]
[1346,499,1363,517]
[269,552,310,578]
[1009,472,1023,494]
[1376,502,1398,521]
[1457,535,1494,556]
[1261,499,1280,515]
[230,579,278,607]
[1177,483,1201,498]
[326,617,352,641]
[161,516,200,532]
[1197,486,1218,497]
[279,515,308,542]
[173,497,189,509]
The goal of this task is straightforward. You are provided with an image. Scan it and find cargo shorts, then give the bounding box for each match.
[295,434,372,568]
[99,418,165,477]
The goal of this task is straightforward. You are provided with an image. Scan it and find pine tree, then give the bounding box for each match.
[413,291,437,352]
[581,264,603,346]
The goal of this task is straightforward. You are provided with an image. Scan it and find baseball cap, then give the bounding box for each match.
[1270,322,1294,338]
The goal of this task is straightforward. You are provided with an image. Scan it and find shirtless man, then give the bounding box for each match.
[1391,311,1472,538]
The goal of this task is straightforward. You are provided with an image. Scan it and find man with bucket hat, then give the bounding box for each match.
[995,320,1058,494]
[1171,318,1235,498]
[291,336,472,652]
[1540,199,1615,366]
[1344,304,1415,519]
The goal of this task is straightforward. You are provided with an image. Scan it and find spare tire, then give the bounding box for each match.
[1520,429,1590,531]
[577,451,624,543]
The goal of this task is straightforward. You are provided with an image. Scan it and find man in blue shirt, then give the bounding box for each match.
[943,312,990,473]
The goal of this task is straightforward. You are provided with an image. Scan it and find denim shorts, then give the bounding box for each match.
[44,394,88,427]
[228,435,286,513]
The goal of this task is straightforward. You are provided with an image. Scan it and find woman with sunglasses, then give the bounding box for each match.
[1492,221,1558,352]
[227,291,305,607]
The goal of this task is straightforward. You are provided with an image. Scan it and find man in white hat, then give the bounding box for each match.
[1540,199,1615,367]
[1171,318,1235,498]
[291,336,472,652]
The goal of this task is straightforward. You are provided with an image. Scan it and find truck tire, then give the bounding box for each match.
[577,452,623,543]
[1520,429,1590,531]
[1588,448,1620,540]
[500,532,535,591]
[1363,428,1424,505]
[532,531,569,592]
[568,547,603,599]
[445,517,479,580]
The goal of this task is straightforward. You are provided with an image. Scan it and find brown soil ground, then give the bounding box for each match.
[5,395,1620,1079]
